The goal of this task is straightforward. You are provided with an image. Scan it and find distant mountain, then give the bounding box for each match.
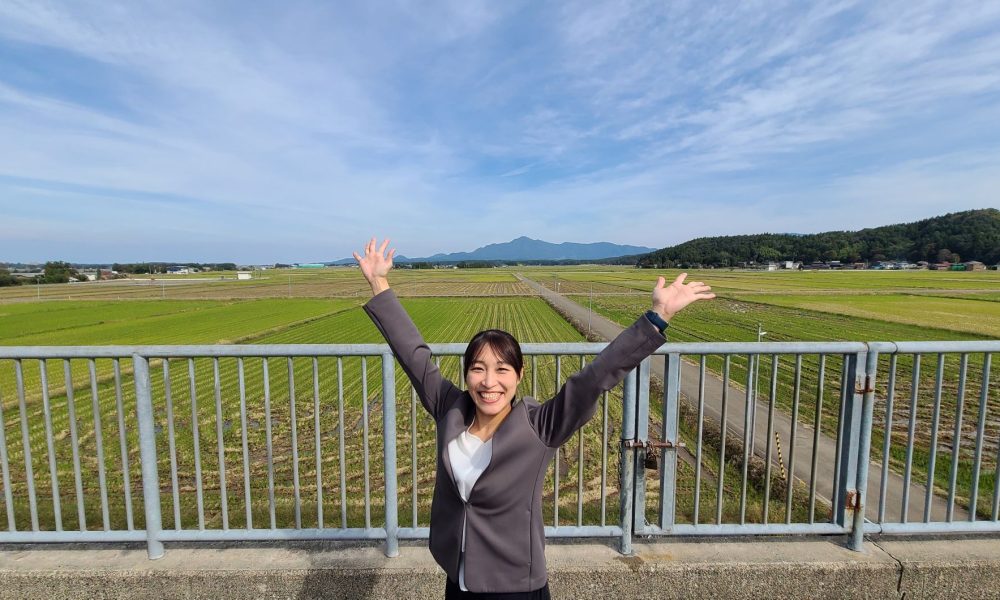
[328,237,655,264]
[626,209,1000,268]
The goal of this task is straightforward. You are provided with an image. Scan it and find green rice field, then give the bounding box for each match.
[0,265,996,533]
[741,294,1000,338]
[525,266,1000,296]
[10,293,754,534]
[579,291,1000,520]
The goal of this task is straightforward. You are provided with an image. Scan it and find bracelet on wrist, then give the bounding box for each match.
[644,310,669,335]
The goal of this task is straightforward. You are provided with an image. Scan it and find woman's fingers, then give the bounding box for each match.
[360,237,396,258]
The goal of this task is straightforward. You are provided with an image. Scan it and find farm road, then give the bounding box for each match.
[515,273,963,523]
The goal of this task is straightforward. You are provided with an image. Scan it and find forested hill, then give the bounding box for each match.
[630,209,1000,268]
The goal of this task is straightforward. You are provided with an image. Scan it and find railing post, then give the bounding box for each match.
[382,352,399,558]
[834,350,877,551]
[659,353,680,532]
[618,368,638,555]
[849,349,879,551]
[632,358,651,531]
[834,352,863,529]
[133,354,164,559]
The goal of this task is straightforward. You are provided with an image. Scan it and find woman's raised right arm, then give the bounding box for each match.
[356,238,461,420]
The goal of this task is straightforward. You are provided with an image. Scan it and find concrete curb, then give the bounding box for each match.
[1,537,998,599]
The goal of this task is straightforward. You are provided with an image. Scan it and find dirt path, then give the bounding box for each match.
[516,273,963,523]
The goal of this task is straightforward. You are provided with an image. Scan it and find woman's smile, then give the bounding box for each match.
[476,390,505,403]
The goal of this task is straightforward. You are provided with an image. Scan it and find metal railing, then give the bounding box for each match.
[0,340,997,559]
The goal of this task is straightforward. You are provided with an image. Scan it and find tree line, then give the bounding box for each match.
[0,261,90,286]
[629,208,1000,268]
[0,261,240,287]
[111,262,237,274]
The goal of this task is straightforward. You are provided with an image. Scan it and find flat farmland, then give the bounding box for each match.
[578,291,1000,520]
[0,268,531,302]
[7,265,997,303]
[525,266,1000,297]
[744,294,1000,338]
[0,298,359,345]
[1,295,643,533]
[2,264,997,534]
[572,294,996,345]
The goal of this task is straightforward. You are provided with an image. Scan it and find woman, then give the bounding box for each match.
[355,238,714,599]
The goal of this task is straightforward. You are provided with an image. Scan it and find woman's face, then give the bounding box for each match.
[465,344,522,418]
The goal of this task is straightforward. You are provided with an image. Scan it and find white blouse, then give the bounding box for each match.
[447,425,493,591]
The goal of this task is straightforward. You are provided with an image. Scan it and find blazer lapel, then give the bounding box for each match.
[440,393,475,495]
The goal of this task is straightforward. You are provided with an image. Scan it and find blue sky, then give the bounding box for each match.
[1,1,999,264]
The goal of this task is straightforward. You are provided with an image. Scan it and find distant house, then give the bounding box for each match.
[167,266,190,275]
[964,261,986,271]
[876,261,912,270]
[765,262,778,271]
[237,271,253,280]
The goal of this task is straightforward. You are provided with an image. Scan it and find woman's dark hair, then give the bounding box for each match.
[463,329,524,378]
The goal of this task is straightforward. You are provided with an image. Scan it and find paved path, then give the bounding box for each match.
[516,273,963,523]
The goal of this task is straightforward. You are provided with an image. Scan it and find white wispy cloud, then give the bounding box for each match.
[0,0,998,262]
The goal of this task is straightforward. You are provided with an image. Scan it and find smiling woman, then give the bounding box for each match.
[353,237,714,599]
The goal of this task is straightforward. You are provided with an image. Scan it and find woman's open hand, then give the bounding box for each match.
[353,237,395,295]
[651,274,715,321]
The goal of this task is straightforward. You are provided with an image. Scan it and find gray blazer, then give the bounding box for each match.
[364,289,665,593]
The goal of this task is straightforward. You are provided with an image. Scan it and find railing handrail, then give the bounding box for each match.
[3,340,999,359]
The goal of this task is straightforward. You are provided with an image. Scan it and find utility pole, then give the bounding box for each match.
[588,284,593,337]
[288,274,292,298]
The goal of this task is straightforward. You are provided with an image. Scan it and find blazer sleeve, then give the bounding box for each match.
[530,314,665,448]
[363,289,463,421]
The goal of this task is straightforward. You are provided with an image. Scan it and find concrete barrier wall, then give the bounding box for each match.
[1,537,998,599]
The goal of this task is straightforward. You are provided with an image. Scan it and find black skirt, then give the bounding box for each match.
[444,577,551,600]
